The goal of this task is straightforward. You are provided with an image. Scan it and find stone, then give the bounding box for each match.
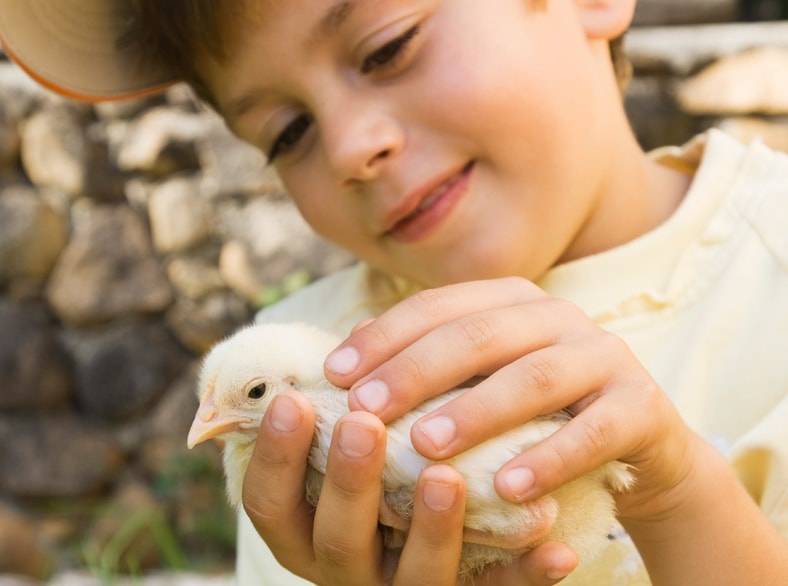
[135,363,201,478]
[93,95,166,122]
[0,502,53,579]
[625,21,788,76]
[216,196,354,288]
[0,102,21,167]
[632,0,738,26]
[166,253,226,300]
[0,414,124,498]
[717,117,788,153]
[678,47,788,115]
[218,240,265,304]
[46,205,173,325]
[66,320,187,422]
[0,185,68,290]
[197,120,280,198]
[20,103,122,200]
[148,177,213,253]
[165,292,251,354]
[114,107,208,175]
[150,363,200,437]
[0,62,43,168]
[0,300,72,411]
[624,76,705,152]
[0,61,45,112]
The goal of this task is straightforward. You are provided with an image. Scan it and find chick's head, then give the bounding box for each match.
[187,322,339,449]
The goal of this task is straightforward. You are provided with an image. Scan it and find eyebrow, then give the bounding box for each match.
[225,0,364,121]
[312,0,360,42]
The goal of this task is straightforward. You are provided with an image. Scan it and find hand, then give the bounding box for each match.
[323,278,788,586]
[242,390,579,585]
[323,277,696,522]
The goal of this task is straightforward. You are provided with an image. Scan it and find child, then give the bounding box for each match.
[2,1,786,584]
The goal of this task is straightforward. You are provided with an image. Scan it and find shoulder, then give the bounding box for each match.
[723,133,788,268]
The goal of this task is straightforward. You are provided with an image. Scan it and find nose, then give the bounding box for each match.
[321,97,405,187]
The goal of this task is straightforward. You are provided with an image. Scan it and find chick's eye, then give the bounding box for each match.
[362,25,421,74]
[268,114,314,163]
[248,383,267,400]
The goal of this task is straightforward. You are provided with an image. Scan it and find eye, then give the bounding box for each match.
[267,114,314,163]
[361,25,421,74]
[248,383,267,400]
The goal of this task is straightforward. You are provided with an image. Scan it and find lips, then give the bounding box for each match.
[385,162,474,243]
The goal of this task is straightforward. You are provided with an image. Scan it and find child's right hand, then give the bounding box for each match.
[242,390,579,585]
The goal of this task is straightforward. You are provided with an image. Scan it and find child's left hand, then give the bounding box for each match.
[323,277,695,524]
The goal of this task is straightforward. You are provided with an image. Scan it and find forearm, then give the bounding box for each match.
[621,439,788,586]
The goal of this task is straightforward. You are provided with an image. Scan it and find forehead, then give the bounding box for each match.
[199,0,407,115]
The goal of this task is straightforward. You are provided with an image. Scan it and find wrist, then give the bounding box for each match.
[616,436,788,586]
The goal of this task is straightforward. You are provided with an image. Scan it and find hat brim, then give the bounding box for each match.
[0,0,177,102]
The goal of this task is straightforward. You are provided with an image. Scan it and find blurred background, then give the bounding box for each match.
[1,1,787,584]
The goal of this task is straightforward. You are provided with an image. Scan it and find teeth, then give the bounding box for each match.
[396,167,466,228]
[417,172,458,213]
[417,186,447,212]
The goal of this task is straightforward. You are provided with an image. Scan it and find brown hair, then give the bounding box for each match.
[123,1,631,103]
[120,1,246,104]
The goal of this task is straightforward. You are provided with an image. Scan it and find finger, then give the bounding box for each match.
[409,334,615,460]
[470,541,579,586]
[346,296,583,422]
[312,411,388,585]
[324,277,547,386]
[242,391,320,579]
[393,465,466,586]
[494,378,659,502]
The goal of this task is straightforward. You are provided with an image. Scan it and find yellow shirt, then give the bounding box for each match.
[237,129,788,585]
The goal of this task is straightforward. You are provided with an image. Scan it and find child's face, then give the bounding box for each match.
[201,0,633,286]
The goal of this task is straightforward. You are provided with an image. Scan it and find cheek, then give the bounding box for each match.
[282,172,368,250]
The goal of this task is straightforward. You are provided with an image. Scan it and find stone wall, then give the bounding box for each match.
[1,2,787,581]
[0,65,353,581]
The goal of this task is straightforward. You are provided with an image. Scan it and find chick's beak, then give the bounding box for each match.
[187,388,252,449]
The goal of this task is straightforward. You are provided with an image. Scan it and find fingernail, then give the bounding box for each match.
[268,395,302,432]
[352,379,389,414]
[325,346,359,375]
[503,467,535,500]
[546,568,571,581]
[338,421,377,457]
[417,416,456,452]
[423,481,458,512]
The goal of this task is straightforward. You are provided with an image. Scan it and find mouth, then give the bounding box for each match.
[385,161,474,243]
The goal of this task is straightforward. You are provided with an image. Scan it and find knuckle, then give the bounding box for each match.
[547,296,587,324]
[456,314,496,352]
[397,352,431,389]
[521,354,560,399]
[598,329,628,354]
[367,316,397,347]
[575,416,611,457]
[242,492,284,533]
[409,286,449,317]
[313,532,359,568]
[501,275,537,297]
[541,440,574,483]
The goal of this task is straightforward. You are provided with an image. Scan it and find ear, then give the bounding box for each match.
[573,0,635,40]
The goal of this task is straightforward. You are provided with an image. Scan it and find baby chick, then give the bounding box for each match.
[188,322,634,578]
